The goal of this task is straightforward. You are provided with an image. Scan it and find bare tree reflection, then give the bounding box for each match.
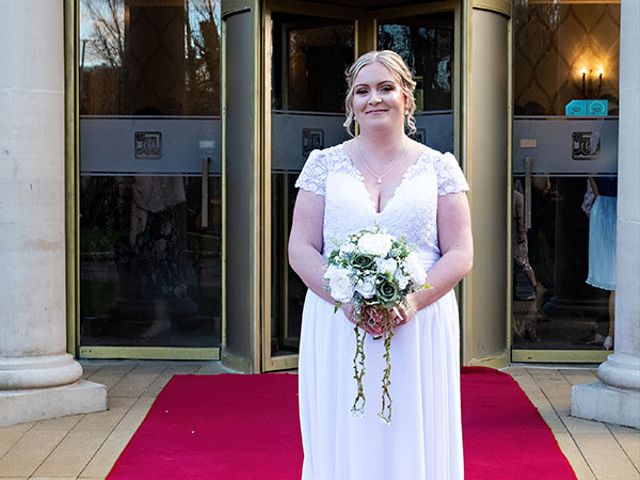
[80,0,221,115]
[186,0,221,114]
[82,0,125,68]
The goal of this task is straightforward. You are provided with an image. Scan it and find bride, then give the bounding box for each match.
[289,50,473,479]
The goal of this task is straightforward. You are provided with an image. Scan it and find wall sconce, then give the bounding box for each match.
[580,66,604,98]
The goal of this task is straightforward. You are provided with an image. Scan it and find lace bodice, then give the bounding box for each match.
[295,142,469,269]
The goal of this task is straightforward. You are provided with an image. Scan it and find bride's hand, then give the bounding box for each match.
[341,304,382,336]
[393,295,419,327]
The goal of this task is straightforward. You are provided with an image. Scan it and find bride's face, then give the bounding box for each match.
[351,62,407,133]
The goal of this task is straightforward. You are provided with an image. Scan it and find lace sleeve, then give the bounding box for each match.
[437,152,469,195]
[295,149,327,196]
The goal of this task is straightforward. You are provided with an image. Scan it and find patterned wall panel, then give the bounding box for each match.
[514,2,620,115]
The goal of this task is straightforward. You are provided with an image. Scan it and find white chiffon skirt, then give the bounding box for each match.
[298,289,465,480]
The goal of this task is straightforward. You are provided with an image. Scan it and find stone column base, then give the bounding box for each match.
[572,381,640,429]
[0,380,107,427]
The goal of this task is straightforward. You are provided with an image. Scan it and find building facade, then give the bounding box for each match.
[2,0,638,426]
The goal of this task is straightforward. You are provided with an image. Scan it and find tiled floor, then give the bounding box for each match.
[0,362,638,479]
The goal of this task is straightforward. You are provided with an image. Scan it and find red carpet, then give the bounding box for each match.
[107,367,577,480]
[461,367,576,479]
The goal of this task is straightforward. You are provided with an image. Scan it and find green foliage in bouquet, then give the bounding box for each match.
[324,226,431,424]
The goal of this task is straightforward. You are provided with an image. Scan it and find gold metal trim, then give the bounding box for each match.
[355,17,376,54]
[252,0,263,374]
[268,0,361,17]
[451,3,464,366]
[222,349,254,372]
[506,10,514,359]
[221,18,228,353]
[80,346,220,360]
[472,0,512,18]
[512,350,612,364]
[268,354,299,371]
[64,0,79,356]
[453,5,462,161]
[468,350,510,369]
[461,0,473,366]
[370,0,459,19]
[261,1,273,372]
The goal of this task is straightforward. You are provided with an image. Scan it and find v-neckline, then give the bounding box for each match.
[338,142,426,215]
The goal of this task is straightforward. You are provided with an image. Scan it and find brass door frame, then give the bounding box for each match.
[261,0,461,372]
[64,0,79,356]
[512,350,613,364]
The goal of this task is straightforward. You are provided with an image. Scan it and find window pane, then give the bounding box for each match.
[512,2,620,351]
[378,13,454,152]
[79,0,222,348]
[80,0,221,116]
[270,13,354,357]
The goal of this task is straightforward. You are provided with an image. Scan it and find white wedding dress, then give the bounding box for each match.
[295,142,468,480]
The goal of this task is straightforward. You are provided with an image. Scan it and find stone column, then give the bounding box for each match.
[0,1,106,426]
[571,0,640,429]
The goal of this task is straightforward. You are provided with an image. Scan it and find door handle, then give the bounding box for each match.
[524,155,532,230]
[201,156,211,228]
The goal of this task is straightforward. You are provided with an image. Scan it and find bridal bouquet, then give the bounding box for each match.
[324,226,430,424]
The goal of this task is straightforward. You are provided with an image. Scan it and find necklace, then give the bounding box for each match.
[356,136,409,184]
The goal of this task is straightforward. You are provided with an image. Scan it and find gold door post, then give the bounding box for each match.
[462,0,512,368]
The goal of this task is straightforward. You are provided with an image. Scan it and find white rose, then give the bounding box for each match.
[323,264,341,281]
[405,252,426,285]
[395,272,409,290]
[355,276,376,299]
[358,233,394,256]
[377,258,398,275]
[327,268,354,303]
[339,242,356,255]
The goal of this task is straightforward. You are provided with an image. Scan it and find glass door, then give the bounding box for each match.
[78,0,222,359]
[263,2,459,371]
[264,8,356,370]
[375,10,457,155]
[511,1,620,362]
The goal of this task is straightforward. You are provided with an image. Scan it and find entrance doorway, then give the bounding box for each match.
[262,1,459,370]
[78,0,222,359]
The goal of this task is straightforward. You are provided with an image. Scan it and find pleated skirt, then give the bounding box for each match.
[298,289,464,480]
[586,195,617,291]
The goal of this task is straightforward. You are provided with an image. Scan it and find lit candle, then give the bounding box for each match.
[598,67,604,92]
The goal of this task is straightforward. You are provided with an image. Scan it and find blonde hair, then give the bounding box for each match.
[343,50,417,136]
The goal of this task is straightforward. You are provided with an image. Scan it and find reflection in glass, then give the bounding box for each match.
[80,176,222,347]
[378,13,454,112]
[270,14,354,357]
[513,2,620,116]
[378,14,454,152]
[511,175,617,350]
[80,0,221,116]
[79,0,222,348]
[512,2,620,351]
[271,15,354,112]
